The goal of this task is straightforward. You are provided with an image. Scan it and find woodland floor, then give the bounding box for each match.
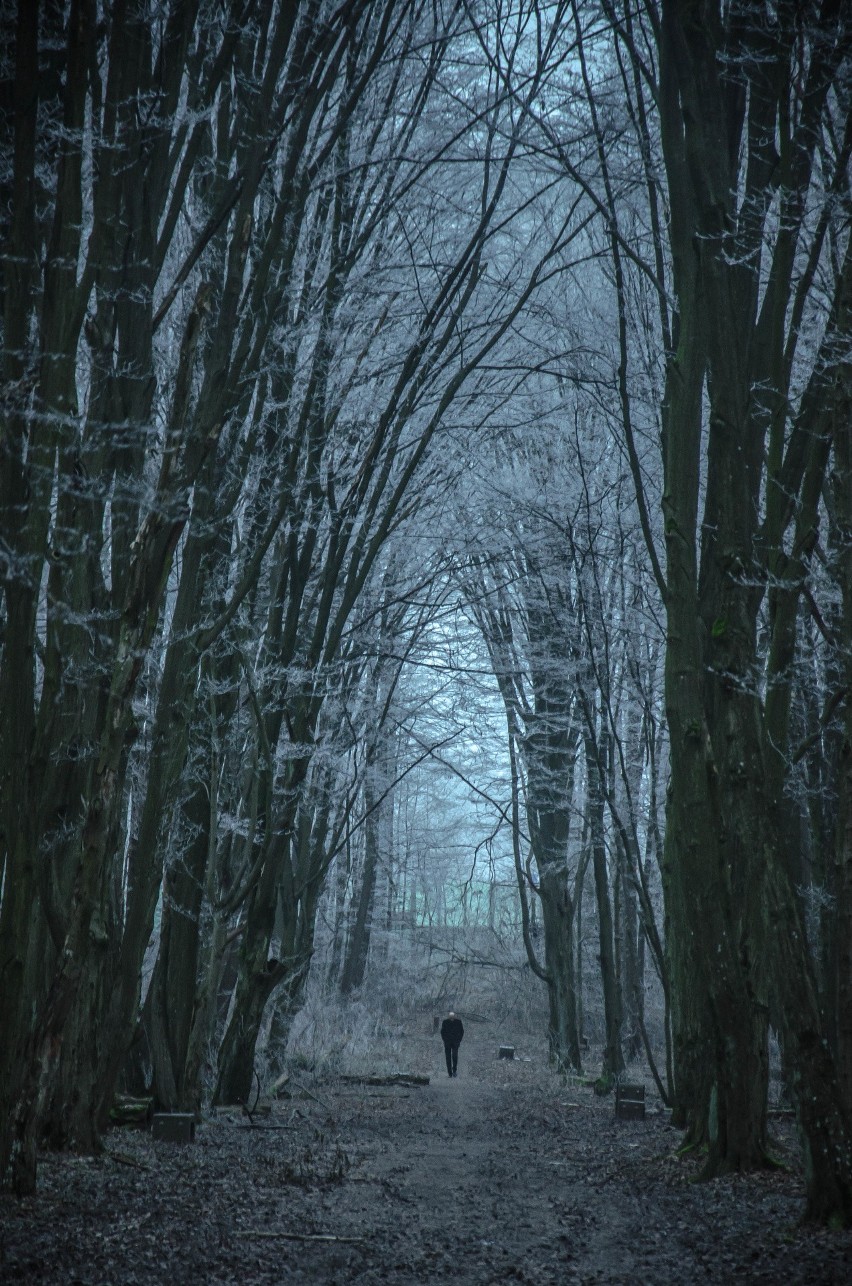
[2,1023,852,1284]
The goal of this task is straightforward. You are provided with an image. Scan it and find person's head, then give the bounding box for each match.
[448,1010,455,1018]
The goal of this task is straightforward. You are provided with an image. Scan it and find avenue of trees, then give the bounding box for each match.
[2,0,851,1227]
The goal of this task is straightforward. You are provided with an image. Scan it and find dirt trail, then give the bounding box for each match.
[2,1023,851,1283]
[327,1029,672,1283]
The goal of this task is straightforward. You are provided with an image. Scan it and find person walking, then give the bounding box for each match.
[440,1010,464,1078]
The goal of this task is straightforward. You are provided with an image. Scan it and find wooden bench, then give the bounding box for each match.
[151,1112,196,1143]
[615,1083,646,1121]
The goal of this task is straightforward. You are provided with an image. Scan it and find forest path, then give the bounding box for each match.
[348,1026,639,1282]
[2,1021,851,1283]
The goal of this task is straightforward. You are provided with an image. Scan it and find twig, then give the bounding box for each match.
[104,1150,150,1171]
[238,1231,363,1243]
[337,1073,429,1087]
[289,1078,332,1111]
[233,1123,298,1131]
[241,1070,263,1124]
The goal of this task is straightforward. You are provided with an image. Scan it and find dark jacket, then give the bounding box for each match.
[440,1016,464,1047]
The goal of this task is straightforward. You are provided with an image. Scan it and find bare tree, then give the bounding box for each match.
[582,0,852,1218]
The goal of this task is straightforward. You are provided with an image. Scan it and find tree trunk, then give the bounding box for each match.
[326,838,352,988]
[93,472,230,1122]
[214,785,321,1104]
[146,781,211,1110]
[620,855,643,1063]
[340,757,381,995]
[586,737,624,1083]
[214,966,280,1106]
[830,356,852,1116]
[538,863,581,1072]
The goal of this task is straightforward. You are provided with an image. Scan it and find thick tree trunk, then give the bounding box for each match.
[214,967,280,1106]
[40,767,127,1148]
[657,318,770,1162]
[0,835,47,1190]
[146,779,211,1110]
[662,706,769,1167]
[42,939,116,1152]
[830,372,852,1116]
[214,794,320,1104]
[215,920,316,1106]
[831,801,852,1111]
[538,865,581,1072]
[760,848,852,1223]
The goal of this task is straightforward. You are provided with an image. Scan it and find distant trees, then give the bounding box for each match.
[458,419,668,1088]
[466,539,588,1073]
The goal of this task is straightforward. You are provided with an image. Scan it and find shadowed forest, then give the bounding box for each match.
[2,0,852,1279]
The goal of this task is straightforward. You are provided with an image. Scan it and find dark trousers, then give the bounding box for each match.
[444,1042,459,1076]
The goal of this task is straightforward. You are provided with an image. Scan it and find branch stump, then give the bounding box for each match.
[338,1074,430,1087]
[614,1083,645,1121]
[151,1112,196,1143]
